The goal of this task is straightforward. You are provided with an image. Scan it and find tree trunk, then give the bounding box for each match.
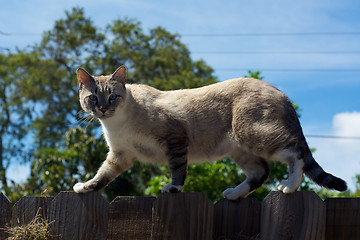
[0,135,8,190]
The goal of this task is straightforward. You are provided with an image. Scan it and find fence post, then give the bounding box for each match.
[11,196,54,227]
[326,197,360,240]
[107,196,156,239]
[0,192,11,239]
[261,191,325,240]
[151,192,214,240]
[214,197,261,239]
[48,191,108,240]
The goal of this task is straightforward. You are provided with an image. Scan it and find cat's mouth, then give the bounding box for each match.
[93,110,115,119]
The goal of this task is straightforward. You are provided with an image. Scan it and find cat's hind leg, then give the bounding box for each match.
[223,149,270,200]
[272,149,304,194]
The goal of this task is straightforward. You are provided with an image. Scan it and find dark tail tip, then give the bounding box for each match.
[304,156,347,192]
[328,176,347,192]
[307,170,348,192]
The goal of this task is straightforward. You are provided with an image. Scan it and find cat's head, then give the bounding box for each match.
[77,66,127,120]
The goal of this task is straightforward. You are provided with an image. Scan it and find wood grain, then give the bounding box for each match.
[11,196,53,226]
[0,192,11,239]
[0,191,359,239]
[326,197,360,240]
[261,191,325,240]
[214,197,261,240]
[107,196,156,239]
[48,191,108,240]
[151,192,214,240]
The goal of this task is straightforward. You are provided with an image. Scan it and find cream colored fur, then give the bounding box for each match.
[73,66,347,199]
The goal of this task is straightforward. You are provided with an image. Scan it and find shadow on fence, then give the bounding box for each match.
[0,191,359,240]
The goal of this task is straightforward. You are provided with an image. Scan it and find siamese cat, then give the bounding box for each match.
[73,66,347,199]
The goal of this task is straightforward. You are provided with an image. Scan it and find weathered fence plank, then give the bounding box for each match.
[107,196,156,239]
[11,196,53,226]
[1,191,360,240]
[151,192,214,240]
[261,191,325,240]
[214,197,261,240]
[326,198,360,240]
[48,191,108,240]
[0,192,11,239]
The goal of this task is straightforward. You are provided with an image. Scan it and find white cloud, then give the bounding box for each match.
[333,111,360,137]
[307,111,360,191]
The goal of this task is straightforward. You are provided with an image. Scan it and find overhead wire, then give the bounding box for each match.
[2,30,360,37]
[2,29,360,72]
[305,135,360,140]
[215,68,360,72]
[192,51,360,55]
[1,29,360,140]
[181,32,360,37]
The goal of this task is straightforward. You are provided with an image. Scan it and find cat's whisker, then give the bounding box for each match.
[76,110,88,123]
[75,111,96,129]
[83,115,96,130]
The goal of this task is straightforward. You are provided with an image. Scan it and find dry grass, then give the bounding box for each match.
[1,208,53,240]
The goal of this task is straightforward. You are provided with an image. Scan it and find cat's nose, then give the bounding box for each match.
[99,106,108,113]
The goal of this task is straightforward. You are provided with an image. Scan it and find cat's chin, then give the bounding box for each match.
[91,111,115,120]
[96,113,115,120]
[97,114,111,120]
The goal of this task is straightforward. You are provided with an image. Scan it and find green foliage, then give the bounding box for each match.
[104,19,217,90]
[29,127,107,195]
[355,174,360,197]
[1,7,359,202]
[146,158,246,202]
[313,174,360,199]
[0,51,47,193]
[314,188,352,200]
[1,7,217,201]
[244,70,264,80]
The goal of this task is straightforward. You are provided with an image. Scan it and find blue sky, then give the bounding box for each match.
[1,0,360,190]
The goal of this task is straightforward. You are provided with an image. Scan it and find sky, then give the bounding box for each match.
[1,0,360,190]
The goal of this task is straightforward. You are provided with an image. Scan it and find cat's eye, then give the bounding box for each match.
[109,94,118,101]
[89,95,98,101]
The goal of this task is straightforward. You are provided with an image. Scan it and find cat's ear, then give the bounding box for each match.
[112,66,127,85]
[77,68,94,88]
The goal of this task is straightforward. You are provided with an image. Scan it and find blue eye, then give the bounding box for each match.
[109,94,118,101]
[89,95,97,101]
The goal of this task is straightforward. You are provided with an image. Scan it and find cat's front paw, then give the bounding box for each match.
[161,184,184,193]
[73,182,92,194]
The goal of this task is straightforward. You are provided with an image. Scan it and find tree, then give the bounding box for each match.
[32,7,106,148]
[3,7,357,202]
[0,51,47,194]
[30,8,216,147]
[3,7,217,201]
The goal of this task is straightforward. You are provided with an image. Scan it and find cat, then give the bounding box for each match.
[73,65,347,199]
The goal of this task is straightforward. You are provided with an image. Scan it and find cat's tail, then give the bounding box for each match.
[303,148,347,191]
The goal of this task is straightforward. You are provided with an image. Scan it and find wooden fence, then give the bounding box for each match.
[0,191,359,240]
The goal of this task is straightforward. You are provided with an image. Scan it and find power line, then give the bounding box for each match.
[182,32,360,37]
[2,30,360,37]
[215,68,360,72]
[192,51,360,55]
[305,134,360,140]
